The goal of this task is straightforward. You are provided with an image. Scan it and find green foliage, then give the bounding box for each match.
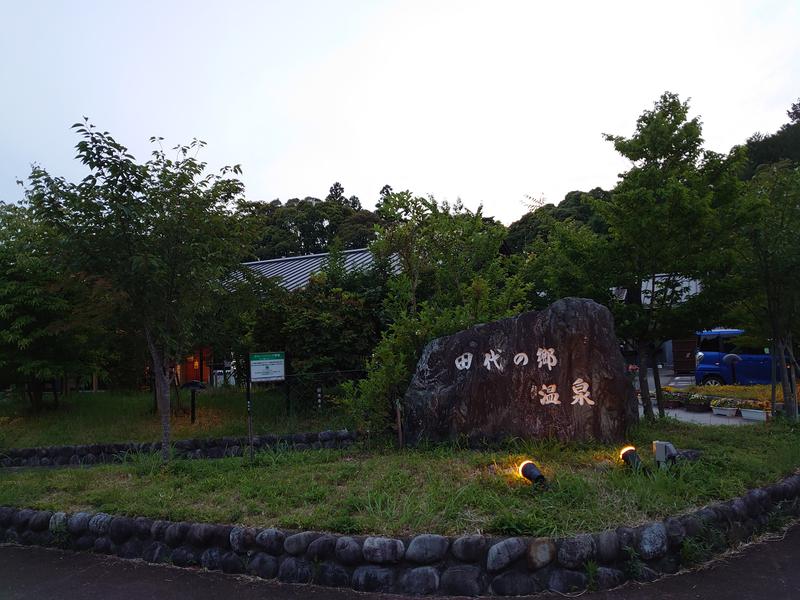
[714,162,800,415]
[585,559,600,591]
[26,121,251,364]
[621,546,644,579]
[247,243,391,388]
[526,92,737,349]
[240,181,381,260]
[23,121,254,455]
[342,192,530,433]
[599,92,737,347]
[506,188,609,253]
[679,535,711,566]
[0,204,117,407]
[743,119,800,179]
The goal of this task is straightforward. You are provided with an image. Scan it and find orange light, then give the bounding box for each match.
[619,446,636,460]
[518,460,534,478]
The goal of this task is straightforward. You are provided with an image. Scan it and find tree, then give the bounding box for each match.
[375,184,393,212]
[336,210,381,248]
[506,188,609,253]
[599,92,735,418]
[244,192,379,259]
[0,203,116,408]
[326,181,361,210]
[788,97,800,124]
[526,93,736,419]
[743,102,800,179]
[342,192,530,437]
[722,162,800,417]
[27,122,251,460]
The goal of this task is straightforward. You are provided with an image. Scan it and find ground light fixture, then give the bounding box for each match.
[518,459,547,489]
[652,440,679,468]
[619,445,644,470]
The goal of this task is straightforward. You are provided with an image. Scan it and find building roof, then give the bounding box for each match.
[242,248,383,291]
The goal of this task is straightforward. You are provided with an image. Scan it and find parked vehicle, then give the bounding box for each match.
[695,329,772,386]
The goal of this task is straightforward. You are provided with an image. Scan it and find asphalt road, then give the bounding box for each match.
[2,526,800,600]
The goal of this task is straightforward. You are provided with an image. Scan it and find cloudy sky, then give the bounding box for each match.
[1,0,798,224]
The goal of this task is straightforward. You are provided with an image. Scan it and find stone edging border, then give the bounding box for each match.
[0,430,356,468]
[2,472,800,596]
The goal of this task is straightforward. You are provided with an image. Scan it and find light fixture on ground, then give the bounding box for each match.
[619,445,643,470]
[652,440,679,468]
[518,460,547,488]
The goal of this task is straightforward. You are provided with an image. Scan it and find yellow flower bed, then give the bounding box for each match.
[665,384,782,403]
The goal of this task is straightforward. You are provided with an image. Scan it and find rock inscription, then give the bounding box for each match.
[402,298,636,444]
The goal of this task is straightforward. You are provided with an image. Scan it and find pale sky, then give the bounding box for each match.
[1,0,798,224]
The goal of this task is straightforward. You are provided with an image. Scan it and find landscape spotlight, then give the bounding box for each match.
[619,446,643,470]
[518,460,547,487]
[652,440,679,468]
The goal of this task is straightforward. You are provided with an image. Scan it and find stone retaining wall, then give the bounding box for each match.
[0,430,356,468]
[2,472,800,596]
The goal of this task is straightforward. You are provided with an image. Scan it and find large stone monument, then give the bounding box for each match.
[403,298,636,445]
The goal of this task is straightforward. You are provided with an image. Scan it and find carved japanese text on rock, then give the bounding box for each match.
[402,298,636,444]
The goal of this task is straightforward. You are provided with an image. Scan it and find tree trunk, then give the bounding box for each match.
[27,379,44,411]
[172,369,184,415]
[650,346,666,418]
[145,328,172,461]
[771,342,778,417]
[637,341,654,420]
[395,399,404,448]
[787,334,799,416]
[777,339,797,420]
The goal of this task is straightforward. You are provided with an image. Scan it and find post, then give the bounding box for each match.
[285,354,291,417]
[191,390,197,424]
[247,356,254,463]
[317,386,322,411]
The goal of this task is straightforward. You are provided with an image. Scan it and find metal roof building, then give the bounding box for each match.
[242,248,385,291]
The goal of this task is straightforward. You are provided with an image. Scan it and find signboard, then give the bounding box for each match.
[250,352,285,382]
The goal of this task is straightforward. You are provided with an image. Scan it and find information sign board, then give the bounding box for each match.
[249,352,285,382]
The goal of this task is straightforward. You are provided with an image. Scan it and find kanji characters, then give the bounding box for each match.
[455,352,473,370]
[571,378,594,406]
[538,384,560,405]
[483,349,503,372]
[537,347,557,371]
[452,346,560,374]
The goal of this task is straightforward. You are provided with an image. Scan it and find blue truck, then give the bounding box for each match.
[695,329,773,386]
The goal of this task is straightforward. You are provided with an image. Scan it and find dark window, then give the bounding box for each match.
[698,337,721,352]
[732,346,767,356]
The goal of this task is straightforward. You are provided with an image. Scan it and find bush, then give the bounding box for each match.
[338,194,530,435]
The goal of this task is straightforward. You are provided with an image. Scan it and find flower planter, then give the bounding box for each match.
[712,406,738,417]
[740,408,768,422]
[664,400,684,409]
[684,403,711,413]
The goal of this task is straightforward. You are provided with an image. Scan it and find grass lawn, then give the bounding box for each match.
[0,388,351,449]
[2,418,799,537]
